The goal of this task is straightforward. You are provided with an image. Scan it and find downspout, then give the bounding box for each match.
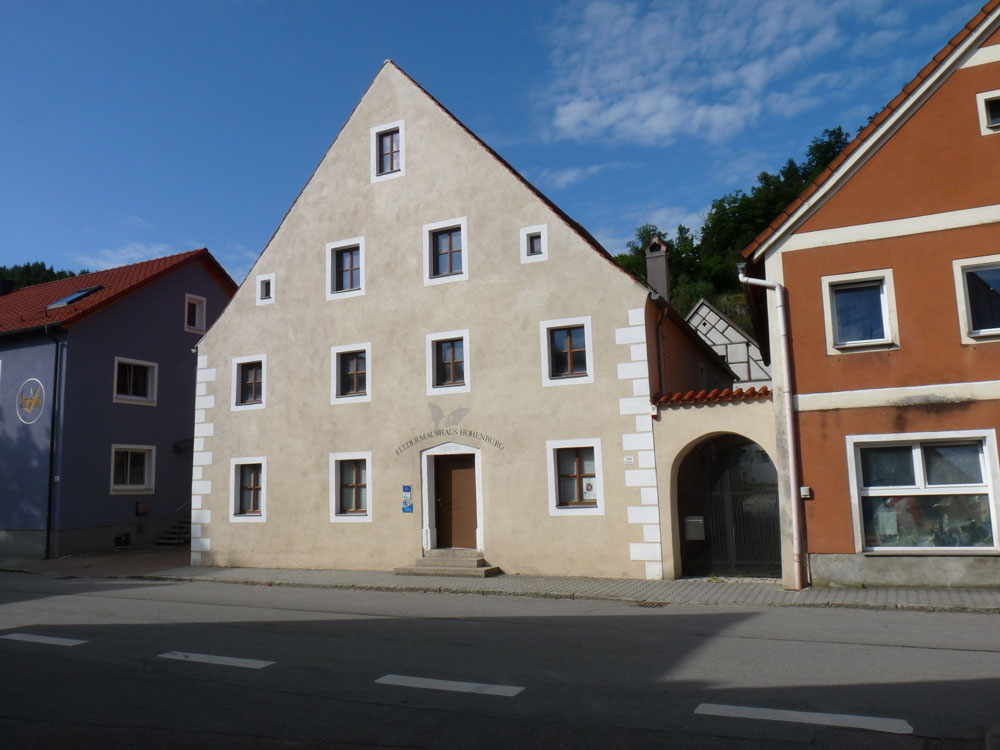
[44,327,67,559]
[652,295,666,412]
[737,266,805,590]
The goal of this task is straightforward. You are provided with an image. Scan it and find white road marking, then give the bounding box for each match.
[695,703,913,735]
[375,674,524,697]
[158,651,274,669]
[1,633,87,647]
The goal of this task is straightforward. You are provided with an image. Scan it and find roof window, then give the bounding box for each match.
[46,286,102,309]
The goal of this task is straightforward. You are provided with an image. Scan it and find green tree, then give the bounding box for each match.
[0,262,89,293]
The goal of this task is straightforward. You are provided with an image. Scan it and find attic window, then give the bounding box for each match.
[987,98,1000,129]
[976,89,1000,135]
[46,286,102,309]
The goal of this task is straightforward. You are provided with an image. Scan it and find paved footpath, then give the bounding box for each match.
[3,546,1000,614]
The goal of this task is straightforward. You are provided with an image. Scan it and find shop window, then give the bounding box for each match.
[847,431,999,552]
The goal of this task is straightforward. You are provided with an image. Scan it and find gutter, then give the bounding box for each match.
[44,326,67,559]
[737,265,805,591]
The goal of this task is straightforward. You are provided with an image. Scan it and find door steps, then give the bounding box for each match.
[152,516,192,547]
[394,548,502,578]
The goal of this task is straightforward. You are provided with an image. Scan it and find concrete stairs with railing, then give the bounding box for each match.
[394,548,502,578]
[152,515,192,547]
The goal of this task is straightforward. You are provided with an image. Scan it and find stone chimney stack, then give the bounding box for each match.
[643,237,670,303]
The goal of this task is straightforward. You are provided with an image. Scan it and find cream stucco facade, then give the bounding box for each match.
[188,62,728,580]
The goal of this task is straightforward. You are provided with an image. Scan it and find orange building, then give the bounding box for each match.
[742,1,1000,587]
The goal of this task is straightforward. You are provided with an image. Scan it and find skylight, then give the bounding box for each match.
[46,286,103,309]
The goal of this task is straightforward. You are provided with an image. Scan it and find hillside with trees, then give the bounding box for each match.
[616,127,850,334]
[0,262,89,294]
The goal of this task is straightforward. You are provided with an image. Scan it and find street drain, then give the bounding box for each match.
[635,601,666,608]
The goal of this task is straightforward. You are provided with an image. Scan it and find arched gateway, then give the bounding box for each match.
[677,434,779,577]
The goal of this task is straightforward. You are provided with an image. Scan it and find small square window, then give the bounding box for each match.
[232,355,266,410]
[330,451,373,523]
[540,317,594,387]
[113,357,157,405]
[977,89,1000,135]
[370,120,405,183]
[546,438,604,516]
[955,256,1000,342]
[988,98,1000,129]
[423,218,468,286]
[821,270,897,354]
[326,237,365,299]
[520,224,548,264]
[256,273,275,306]
[426,330,470,395]
[230,457,266,522]
[185,294,206,333]
[331,343,372,404]
[110,445,155,493]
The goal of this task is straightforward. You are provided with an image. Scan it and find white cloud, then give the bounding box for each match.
[543,0,917,146]
[534,160,628,189]
[76,242,176,270]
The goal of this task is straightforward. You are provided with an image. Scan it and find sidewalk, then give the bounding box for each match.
[4,546,1000,613]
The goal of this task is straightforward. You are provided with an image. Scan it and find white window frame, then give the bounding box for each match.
[821,269,898,355]
[520,224,548,264]
[539,316,594,387]
[953,253,1000,344]
[845,429,1000,554]
[231,354,266,411]
[425,329,471,395]
[110,444,155,494]
[546,438,605,516]
[975,88,1000,136]
[230,456,267,522]
[112,356,158,406]
[184,293,207,334]
[329,451,373,523]
[423,217,468,287]
[326,236,366,300]
[331,342,372,404]
[255,273,275,306]
[370,119,405,183]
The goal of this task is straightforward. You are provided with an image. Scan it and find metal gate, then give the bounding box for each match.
[678,435,780,578]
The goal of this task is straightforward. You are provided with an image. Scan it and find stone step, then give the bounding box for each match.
[422,548,484,559]
[393,565,503,578]
[412,556,489,568]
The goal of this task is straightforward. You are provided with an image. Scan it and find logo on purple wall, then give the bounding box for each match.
[16,378,45,425]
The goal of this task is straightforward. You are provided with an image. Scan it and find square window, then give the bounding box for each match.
[423,217,468,286]
[954,256,1000,342]
[113,357,157,405]
[546,439,604,516]
[331,342,372,404]
[185,294,206,333]
[231,355,266,411]
[110,445,155,493]
[520,224,548,264]
[539,316,594,387]
[326,237,365,299]
[821,270,897,354]
[370,120,405,183]
[330,451,373,523]
[426,330,470,395]
[256,273,275,306]
[847,431,998,552]
[230,457,266,522]
[976,89,1000,135]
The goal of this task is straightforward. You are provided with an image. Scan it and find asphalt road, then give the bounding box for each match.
[0,571,997,748]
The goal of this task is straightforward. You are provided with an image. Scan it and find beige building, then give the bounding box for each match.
[189,61,733,580]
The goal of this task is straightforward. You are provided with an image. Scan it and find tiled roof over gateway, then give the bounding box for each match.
[657,386,771,407]
[0,249,235,335]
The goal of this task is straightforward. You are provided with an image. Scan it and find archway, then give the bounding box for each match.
[676,434,779,577]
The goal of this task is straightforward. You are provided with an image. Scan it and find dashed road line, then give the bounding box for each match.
[695,703,913,735]
[158,651,274,669]
[1,633,87,647]
[376,674,525,697]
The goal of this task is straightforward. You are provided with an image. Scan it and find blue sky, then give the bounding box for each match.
[0,0,983,283]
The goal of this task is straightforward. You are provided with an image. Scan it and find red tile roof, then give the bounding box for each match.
[741,0,1000,261]
[656,386,772,407]
[0,249,236,336]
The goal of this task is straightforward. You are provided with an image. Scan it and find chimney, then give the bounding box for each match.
[643,237,669,303]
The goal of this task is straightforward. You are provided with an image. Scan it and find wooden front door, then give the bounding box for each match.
[434,454,476,548]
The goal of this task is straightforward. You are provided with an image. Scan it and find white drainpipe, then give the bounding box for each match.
[738,265,805,590]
